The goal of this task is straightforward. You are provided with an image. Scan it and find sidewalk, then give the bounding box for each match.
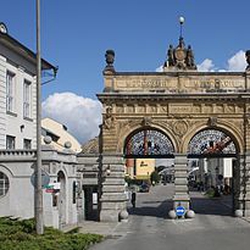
[78,221,122,237]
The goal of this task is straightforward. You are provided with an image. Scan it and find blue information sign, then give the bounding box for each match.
[175,206,186,217]
[30,170,50,189]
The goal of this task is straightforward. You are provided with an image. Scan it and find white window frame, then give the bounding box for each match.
[6,71,15,113]
[23,79,32,118]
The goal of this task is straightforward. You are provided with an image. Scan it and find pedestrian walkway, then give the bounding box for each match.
[78,221,123,237]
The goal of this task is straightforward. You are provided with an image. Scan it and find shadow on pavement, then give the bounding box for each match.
[128,191,233,218]
[128,199,173,218]
[190,194,233,216]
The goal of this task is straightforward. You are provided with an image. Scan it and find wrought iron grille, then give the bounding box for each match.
[125,129,174,157]
[188,129,236,156]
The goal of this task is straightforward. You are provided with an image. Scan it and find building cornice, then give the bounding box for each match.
[0,32,56,71]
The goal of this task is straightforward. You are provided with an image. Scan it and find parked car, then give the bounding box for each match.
[139,183,150,192]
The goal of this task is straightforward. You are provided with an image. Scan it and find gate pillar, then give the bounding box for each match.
[238,153,250,217]
[233,155,242,214]
[173,154,190,210]
[99,153,128,222]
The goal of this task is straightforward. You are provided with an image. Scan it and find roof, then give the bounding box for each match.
[81,137,99,154]
[0,30,57,72]
[41,118,82,153]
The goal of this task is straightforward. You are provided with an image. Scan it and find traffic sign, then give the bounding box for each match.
[175,206,186,217]
[45,182,61,193]
[30,170,50,189]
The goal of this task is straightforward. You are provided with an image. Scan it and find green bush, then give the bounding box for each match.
[0,217,103,250]
[150,171,161,184]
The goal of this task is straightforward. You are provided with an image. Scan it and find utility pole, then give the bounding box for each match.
[35,0,44,235]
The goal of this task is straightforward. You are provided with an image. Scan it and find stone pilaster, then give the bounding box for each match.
[173,154,190,210]
[238,153,250,216]
[99,153,128,222]
[232,156,241,212]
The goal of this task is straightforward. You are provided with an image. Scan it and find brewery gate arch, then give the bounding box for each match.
[97,42,250,222]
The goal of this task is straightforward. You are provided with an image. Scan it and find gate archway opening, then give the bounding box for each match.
[123,128,175,217]
[124,128,175,159]
[186,128,239,216]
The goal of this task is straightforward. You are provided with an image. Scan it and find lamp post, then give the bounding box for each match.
[35,0,44,235]
[179,16,185,38]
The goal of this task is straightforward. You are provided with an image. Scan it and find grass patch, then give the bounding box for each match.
[0,217,103,250]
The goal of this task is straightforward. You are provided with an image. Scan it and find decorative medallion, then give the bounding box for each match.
[172,120,188,136]
[175,47,186,61]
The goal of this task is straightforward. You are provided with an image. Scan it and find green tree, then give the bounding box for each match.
[150,171,161,184]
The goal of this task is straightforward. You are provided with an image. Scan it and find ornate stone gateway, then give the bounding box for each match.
[96,33,250,221]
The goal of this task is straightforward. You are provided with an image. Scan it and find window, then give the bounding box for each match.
[0,172,9,197]
[23,80,31,118]
[6,71,15,113]
[23,139,31,149]
[6,135,15,150]
[73,181,77,204]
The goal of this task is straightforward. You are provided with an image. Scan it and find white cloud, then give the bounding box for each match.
[197,50,247,72]
[156,65,164,72]
[227,50,247,71]
[42,92,102,144]
[197,59,215,72]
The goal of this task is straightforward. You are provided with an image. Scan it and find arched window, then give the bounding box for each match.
[0,172,9,197]
[188,129,237,157]
[124,129,174,157]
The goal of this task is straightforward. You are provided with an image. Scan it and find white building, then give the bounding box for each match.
[0,24,79,229]
[198,158,233,189]
[0,22,56,150]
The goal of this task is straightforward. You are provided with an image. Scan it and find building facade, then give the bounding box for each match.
[0,24,78,229]
[0,23,56,150]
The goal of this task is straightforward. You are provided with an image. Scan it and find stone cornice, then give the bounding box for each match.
[107,71,247,77]
[97,92,250,102]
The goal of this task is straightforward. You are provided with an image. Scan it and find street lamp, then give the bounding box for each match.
[35,0,44,235]
[179,16,185,38]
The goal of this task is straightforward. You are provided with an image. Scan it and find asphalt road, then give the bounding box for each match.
[90,184,250,250]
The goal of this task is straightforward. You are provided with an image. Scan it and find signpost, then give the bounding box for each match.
[30,170,50,189]
[175,206,186,217]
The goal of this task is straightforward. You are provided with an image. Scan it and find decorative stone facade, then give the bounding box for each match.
[98,56,250,220]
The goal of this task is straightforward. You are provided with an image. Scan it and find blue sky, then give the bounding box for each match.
[2,0,250,143]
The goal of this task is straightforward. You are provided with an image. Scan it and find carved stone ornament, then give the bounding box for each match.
[164,36,197,70]
[175,46,186,61]
[142,117,152,126]
[172,120,188,136]
[103,49,116,74]
[244,114,250,128]
[103,106,115,129]
[208,117,217,127]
